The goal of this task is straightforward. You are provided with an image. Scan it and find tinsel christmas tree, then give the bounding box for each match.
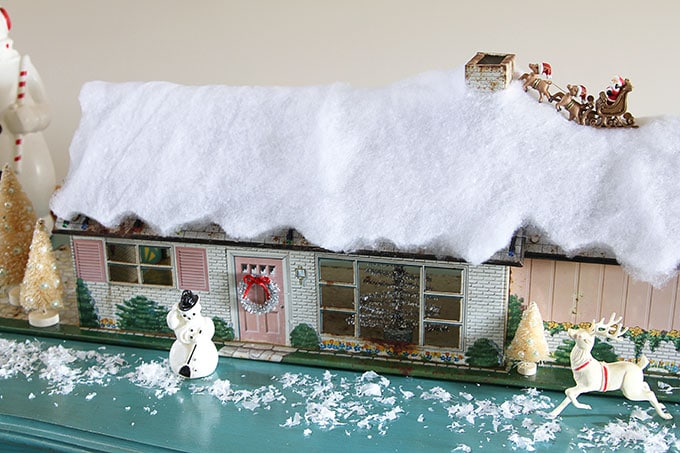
[20,218,64,327]
[357,263,444,343]
[358,264,421,342]
[506,300,550,375]
[0,164,37,297]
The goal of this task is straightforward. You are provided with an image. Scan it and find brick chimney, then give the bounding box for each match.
[465,52,515,92]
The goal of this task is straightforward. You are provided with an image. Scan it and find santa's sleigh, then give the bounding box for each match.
[549,78,637,128]
[580,78,637,128]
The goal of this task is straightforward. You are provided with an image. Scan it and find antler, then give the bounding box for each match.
[590,313,628,341]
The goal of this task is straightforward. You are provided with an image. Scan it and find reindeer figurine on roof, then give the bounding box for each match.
[549,313,672,420]
[519,62,553,103]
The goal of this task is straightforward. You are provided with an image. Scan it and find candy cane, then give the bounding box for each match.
[12,55,29,174]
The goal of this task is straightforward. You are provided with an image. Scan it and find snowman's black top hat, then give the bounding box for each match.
[179,290,199,311]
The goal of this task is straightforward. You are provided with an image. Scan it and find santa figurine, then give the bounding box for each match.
[0,7,56,223]
[166,290,219,379]
[606,76,625,102]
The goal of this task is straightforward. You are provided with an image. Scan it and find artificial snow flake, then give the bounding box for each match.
[200,379,286,411]
[0,340,126,395]
[631,407,654,421]
[306,402,340,428]
[0,338,41,379]
[378,396,396,406]
[125,360,181,398]
[420,386,452,402]
[532,420,561,443]
[508,433,535,451]
[460,392,474,401]
[280,412,302,428]
[399,386,414,399]
[357,382,382,397]
[658,381,680,395]
[578,416,678,452]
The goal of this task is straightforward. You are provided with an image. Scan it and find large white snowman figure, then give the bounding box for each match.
[0,7,56,220]
[166,290,219,379]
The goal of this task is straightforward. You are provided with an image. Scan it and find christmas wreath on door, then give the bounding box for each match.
[238,274,279,314]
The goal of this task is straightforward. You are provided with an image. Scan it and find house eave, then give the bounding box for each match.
[53,216,525,267]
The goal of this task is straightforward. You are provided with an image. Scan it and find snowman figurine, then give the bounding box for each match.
[0,7,56,222]
[166,290,219,379]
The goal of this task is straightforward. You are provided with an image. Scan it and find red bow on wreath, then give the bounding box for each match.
[242,274,272,302]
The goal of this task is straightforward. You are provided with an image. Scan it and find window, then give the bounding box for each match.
[318,258,465,349]
[106,242,173,287]
[423,267,464,348]
[74,238,210,290]
[319,259,356,337]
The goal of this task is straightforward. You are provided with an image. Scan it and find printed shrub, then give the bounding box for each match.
[115,295,170,334]
[213,317,235,342]
[506,294,524,344]
[553,337,619,365]
[465,338,503,367]
[76,278,99,328]
[290,323,321,350]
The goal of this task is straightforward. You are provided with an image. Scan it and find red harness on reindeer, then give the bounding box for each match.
[573,359,610,392]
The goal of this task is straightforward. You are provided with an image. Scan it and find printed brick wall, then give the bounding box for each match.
[465,264,510,351]
[288,250,319,331]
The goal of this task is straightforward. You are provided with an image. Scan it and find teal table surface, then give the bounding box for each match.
[0,332,678,452]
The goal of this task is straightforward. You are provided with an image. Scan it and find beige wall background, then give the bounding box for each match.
[3,0,680,182]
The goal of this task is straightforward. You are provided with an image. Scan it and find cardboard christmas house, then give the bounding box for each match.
[49,52,680,367]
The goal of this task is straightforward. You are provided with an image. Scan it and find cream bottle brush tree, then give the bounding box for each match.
[20,218,63,327]
[0,163,37,303]
[506,300,550,375]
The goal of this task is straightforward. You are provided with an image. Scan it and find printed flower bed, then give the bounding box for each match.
[320,338,464,363]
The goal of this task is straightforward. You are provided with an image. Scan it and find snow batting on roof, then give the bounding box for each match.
[50,66,680,285]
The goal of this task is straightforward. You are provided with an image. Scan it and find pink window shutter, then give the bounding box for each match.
[176,247,209,291]
[73,239,106,282]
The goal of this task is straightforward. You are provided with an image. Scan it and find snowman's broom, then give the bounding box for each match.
[179,344,197,378]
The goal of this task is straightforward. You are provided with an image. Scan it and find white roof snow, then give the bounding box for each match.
[50,66,680,285]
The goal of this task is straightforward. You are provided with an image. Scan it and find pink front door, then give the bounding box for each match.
[234,256,287,344]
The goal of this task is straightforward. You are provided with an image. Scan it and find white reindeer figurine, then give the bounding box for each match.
[549,313,672,420]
